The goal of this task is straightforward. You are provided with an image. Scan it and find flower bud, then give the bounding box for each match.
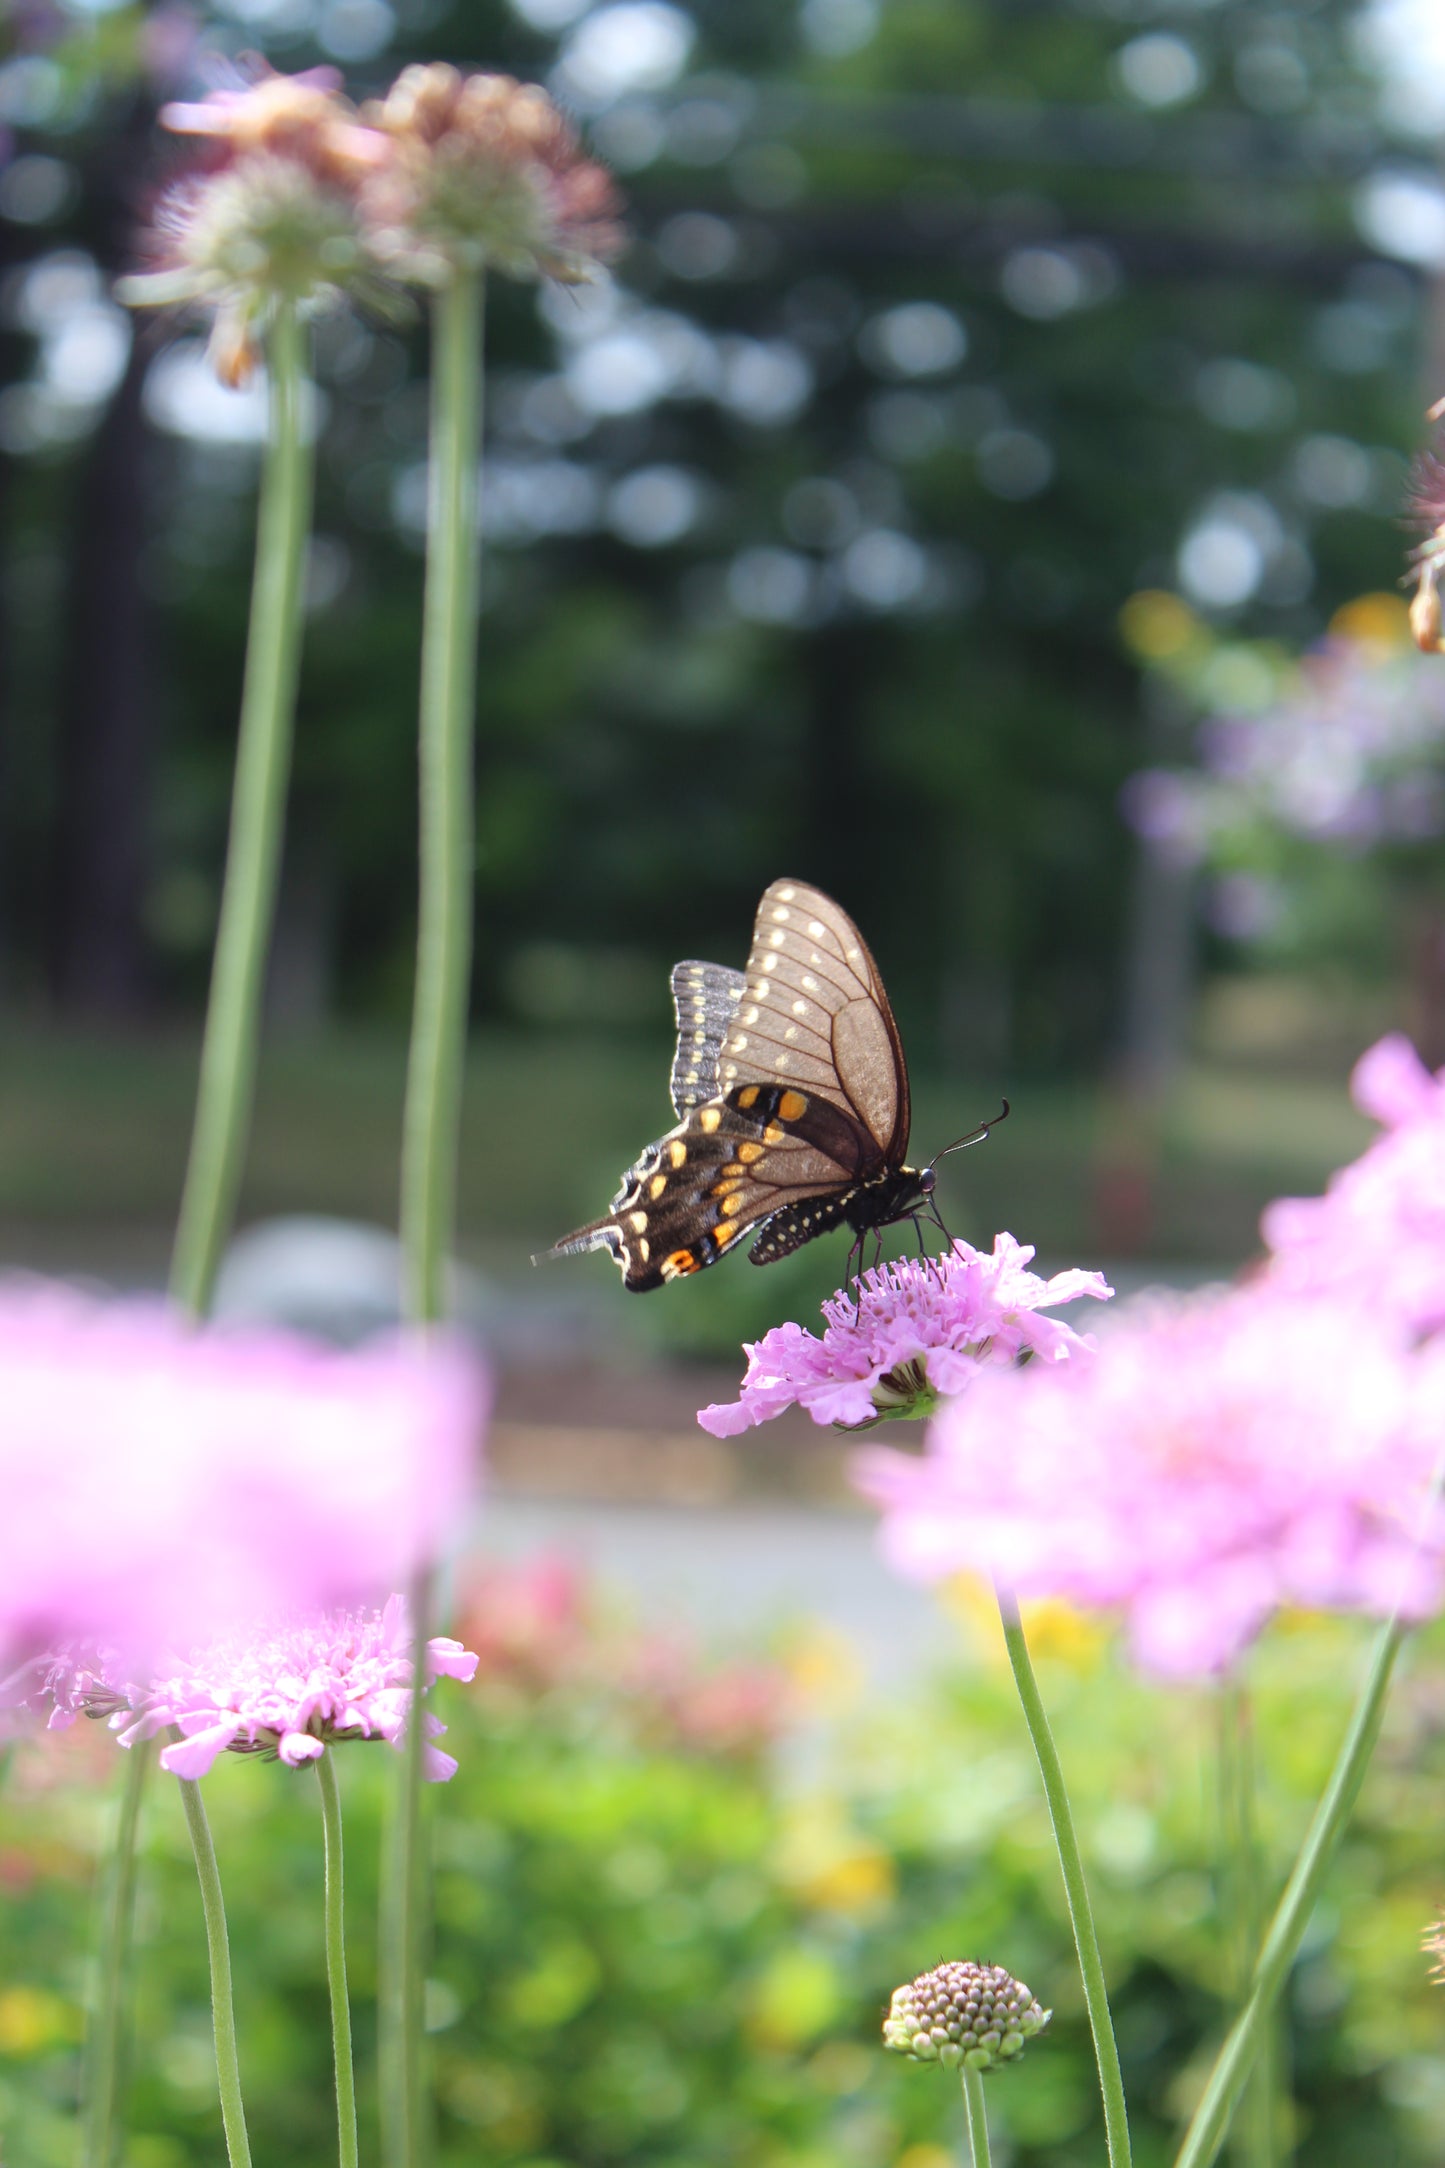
[360,64,621,286]
[882,1960,1051,2074]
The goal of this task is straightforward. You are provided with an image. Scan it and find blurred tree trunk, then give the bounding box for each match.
[47,93,156,1017]
[47,332,153,1014]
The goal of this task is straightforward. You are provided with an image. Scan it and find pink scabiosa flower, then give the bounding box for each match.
[858,1286,1445,1678]
[107,1596,478,1781]
[698,1235,1111,1437]
[121,67,390,385]
[360,63,621,287]
[1262,1033,1445,1339]
[0,1281,486,1685]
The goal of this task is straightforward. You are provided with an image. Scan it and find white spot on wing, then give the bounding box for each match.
[807,918,825,937]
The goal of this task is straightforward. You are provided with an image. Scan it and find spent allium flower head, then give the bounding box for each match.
[883,1961,1051,2073]
[0,1282,486,1682]
[123,69,390,385]
[858,1285,1445,1678]
[698,1235,1111,1436]
[1262,1033,1445,1340]
[92,1595,477,1780]
[360,63,621,285]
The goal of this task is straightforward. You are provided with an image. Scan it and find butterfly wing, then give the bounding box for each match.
[718,877,911,1166]
[543,1084,867,1290]
[668,961,746,1116]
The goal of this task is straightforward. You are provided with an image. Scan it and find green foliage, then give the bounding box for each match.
[5,1596,1445,2165]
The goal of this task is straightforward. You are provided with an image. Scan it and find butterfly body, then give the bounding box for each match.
[542,879,955,1292]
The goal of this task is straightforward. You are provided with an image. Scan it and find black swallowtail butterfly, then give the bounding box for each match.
[540,878,1005,1292]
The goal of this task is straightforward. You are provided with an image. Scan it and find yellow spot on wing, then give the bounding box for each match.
[764,1122,784,1145]
[700,1106,722,1132]
[737,1141,765,1163]
[669,1140,687,1168]
[649,1174,667,1200]
[721,1192,746,1216]
[736,1085,760,1110]
[629,1210,648,1233]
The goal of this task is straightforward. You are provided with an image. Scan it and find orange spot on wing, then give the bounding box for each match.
[778,1089,808,1122]
[736,1085,760,1110]
[737,1142,765,1164]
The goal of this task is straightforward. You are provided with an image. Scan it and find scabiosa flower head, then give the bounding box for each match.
[122,68,389,385]
[0,1281,486,1685]
[883,1961,1051,2072]
[698,1235,1111,1436]
[107,1595,478,1781]
[1262,1033,1445,1340]
[360,63,622,286]
[858,1285,1445,1678]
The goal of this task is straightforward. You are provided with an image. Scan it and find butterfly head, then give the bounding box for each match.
[917,1166,937,1197]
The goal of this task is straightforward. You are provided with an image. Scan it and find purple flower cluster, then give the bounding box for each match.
[1263,1033,1445,1340]
[0,1283,486,1704]
[857,1286,1445,1678]
[697,1235,1111,1435]
[116,1596,477,1781]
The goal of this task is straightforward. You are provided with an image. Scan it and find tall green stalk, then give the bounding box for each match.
[1174,1619,1405,2168]
[399,267,484,1328]
[1217,1681,1278,2168]
[80,1735,155,2168]
[997,1588,1132,2168]
[169,297,314,1317]
[317,1754,359,2168]
[386,265,485,2168]
[81,304,312,2168]
[176,1763,252,2168]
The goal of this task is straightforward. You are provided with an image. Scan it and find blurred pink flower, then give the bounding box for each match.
[1263,1034,1445,1337]
[698,1235,1111,1436]
[0,1283,486,1680]
[857,1287,1445,1678]
[107,1595,477,1780]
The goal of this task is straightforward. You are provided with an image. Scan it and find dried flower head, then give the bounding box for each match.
[698,1235,1110,1436]
[122,71,390,385]
[361,63,621,285]
[883,1961,1051,2072]
[106,1595,478,1781]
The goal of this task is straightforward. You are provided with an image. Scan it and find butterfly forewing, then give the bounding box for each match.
[717,879,910,1165]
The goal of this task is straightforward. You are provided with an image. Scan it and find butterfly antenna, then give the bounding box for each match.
[926,1098,1010,1170]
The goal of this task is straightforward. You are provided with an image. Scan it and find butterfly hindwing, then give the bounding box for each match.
[668,961,746,1116]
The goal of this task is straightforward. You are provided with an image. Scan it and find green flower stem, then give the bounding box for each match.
[388,264,485,2168]
[169,297,314,1318]
[317,1753,359,2168]
[174,1753,252,2168]
[399,265,484,1328]
[961,2064,993,2168]
[1174,1617,1405,2168]
[996,1587,1132,2168]
[1216,1681,1276,2168]
[81,1735,155,2168]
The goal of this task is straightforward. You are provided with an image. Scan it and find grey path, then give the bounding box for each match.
[468,1493,960,1682]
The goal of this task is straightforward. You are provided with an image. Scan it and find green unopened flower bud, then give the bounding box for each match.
[882,1961,1050,2075]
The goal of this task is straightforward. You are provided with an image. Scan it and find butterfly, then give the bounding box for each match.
[540,877,1006,1292]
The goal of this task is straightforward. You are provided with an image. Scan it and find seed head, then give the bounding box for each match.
[882,1960,1051,2073]
[360,63,622,286]
[121,71,389,383]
